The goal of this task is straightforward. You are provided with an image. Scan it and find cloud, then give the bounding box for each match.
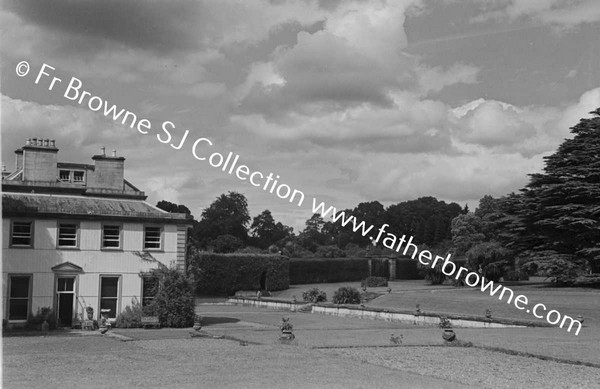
[417,63,480,94]
[3,0,203,53]
[472,0,600,29]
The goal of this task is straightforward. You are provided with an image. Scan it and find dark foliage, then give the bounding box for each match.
[144,266,195,328]
[332,286,361,304]
[361,276,388,287]
[27,307,57,330]
[289,257,369,284]
[395,258,423,280]
[189,253,289,295]
[302,287,327,303]
[211,234,244,253]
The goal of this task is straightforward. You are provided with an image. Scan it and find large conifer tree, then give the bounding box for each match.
[519,108,600,279]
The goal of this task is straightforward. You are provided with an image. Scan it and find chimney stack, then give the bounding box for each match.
[89,147,125,190]
[20,137,59,182]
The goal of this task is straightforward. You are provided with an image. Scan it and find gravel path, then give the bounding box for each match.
[320,346,600,389]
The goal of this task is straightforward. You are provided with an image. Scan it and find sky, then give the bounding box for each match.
[1,0,599,233]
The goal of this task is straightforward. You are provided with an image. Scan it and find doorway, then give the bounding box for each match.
[57,277,75,327]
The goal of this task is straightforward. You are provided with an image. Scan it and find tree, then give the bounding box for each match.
[156,200,193,217]
[146,265,195,328]
[249,210,293,249]
[450,213,486,256]
[211,234,244,253]
[194,192,250,247]
[517,108,600,278]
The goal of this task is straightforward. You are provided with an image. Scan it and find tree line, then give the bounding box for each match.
[158,108,600,285]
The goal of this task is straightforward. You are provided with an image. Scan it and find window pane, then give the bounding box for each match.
[101,277,119,298]
[144,227,161,249]
[103,225,120,248]
[9,276,30,320]
[59,170,70,181]
[142,277,158,306]
[58,278,74,292]
[9,299,29,320]
[58,224,77,247]
[12,222,32,246]
[10,276,30,297]
[73,171,84,182]
[100,299,117,318]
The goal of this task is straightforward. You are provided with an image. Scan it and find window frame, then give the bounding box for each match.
[101,224,122,250]
[58,169,86,184]
[143,225,163,251]
[140,274,159,307]
[7,274,32,322]
[99,275,121,320]
[57,221,80,249]
[10,220,34,248]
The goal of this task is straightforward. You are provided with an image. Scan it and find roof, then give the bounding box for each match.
[2,193,191,224]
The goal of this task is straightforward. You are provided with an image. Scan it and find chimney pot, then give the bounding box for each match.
[50,140,56,148]
[44,139,49,147]
[25,138,31,146]
[32,137,38,146]
[100,146,106,156]
[112,150,117,157]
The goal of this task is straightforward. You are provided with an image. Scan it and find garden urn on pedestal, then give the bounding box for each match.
[99,309,111,334]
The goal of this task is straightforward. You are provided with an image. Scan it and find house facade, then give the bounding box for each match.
[2,138,191,327]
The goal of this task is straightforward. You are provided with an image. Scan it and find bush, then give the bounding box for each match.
[27,307,58,330]
[503,270,530,282]
[361,276,388,287]
[332,286,361,304]
[315,245,347,258]
[189,253,289,295]
[115,300,143,328]
[145,266,195,327]
[302,287,327,303]
[289,257,369,284]
[211,234,244,253]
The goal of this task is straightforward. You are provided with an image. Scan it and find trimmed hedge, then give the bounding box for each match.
[371,258,390,278]
[395,258,422,280]
[289,257,369,284]
[189,253,289,296]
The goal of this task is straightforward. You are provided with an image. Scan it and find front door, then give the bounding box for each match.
[57,277,75,327]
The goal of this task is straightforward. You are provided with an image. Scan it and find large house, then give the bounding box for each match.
[2,138,191,327]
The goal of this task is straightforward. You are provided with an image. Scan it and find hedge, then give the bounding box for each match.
[395,258,422,280]
[189,253,289,296]
[290,257,369,284]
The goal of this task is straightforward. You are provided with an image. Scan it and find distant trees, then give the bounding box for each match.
[249,210,293,249]
[193,191,251,247]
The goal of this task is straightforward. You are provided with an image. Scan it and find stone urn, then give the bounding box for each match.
[279,317,295,342]
[99,309,111,334]
[193,315,203,331]
[442,328,456,342]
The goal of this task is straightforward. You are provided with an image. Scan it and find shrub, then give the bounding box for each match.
[289,257,369,284]
[115,300,143,328]
[211,234,244,253]
[189,253,289,295]
[332,286,361,304]
[503,270,530,282]
[145,265,195,327]
[27,307,58,330]
[315,245,346,258]
[302,287,327,303]
[361,276,388,287]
